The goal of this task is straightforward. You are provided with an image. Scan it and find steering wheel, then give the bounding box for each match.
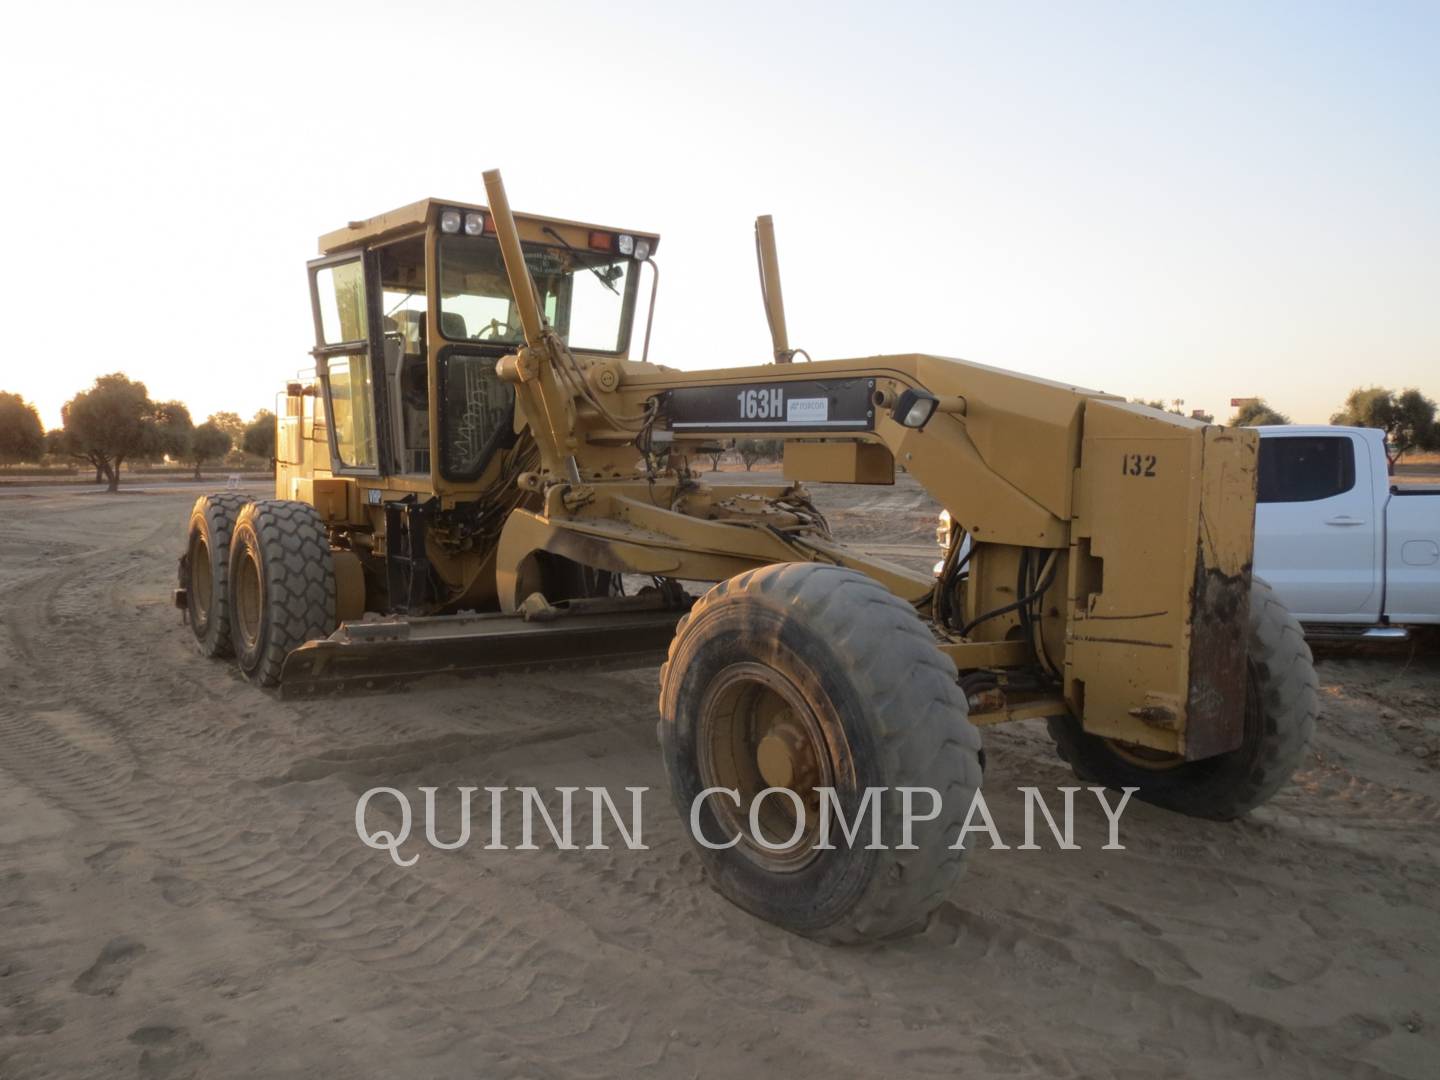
[475,318,514,341]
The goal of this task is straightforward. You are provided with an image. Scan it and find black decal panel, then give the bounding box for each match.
[664,378,875,434]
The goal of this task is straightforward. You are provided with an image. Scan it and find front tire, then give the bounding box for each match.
[658,563,982,943]
[1047,577,1317,819]
[227,501,336,687]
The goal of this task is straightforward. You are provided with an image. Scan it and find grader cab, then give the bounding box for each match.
[177,170,1317,942]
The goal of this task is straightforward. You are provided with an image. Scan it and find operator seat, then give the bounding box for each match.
[439,311,467,340]
[387,310,431,473]
[381,314,403,373]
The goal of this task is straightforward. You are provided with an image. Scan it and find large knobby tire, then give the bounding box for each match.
[182,493,250,658]
[1047,577,1317,819]
[658,563,983,944]
[227,500,337,687]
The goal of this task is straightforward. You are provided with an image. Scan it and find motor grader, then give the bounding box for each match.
[177,170,1317,942]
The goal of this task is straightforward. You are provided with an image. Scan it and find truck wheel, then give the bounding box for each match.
[658,563,982,943]
[182,493,250,658]
[1047,577,1317,819]
[227,501,336,687]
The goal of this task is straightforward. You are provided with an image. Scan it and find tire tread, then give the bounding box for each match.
[229,500,336,687]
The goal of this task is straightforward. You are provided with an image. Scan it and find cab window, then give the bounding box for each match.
[315,260,368,344]
[377,236,430,474]
[440,351,515,480]
[437,233,635,353]
[1257,436,1356,503]
[326,354,378,468]
[310,254,379,472]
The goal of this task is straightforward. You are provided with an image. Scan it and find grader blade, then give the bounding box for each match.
[278,602,685,698]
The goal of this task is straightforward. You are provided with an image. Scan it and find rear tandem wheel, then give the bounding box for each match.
[227,500,337,687]
[182,493,251,658]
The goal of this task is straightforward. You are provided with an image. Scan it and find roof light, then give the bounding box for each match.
[633,239,651,261]
[588,230,614,251]
[439,209,462,234]
[463,212,485,236]
[616,233,635,256]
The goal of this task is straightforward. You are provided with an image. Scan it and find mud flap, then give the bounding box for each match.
[1183,563,1251,759]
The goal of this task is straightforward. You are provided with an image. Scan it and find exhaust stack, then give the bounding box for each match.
[754,215,793,364]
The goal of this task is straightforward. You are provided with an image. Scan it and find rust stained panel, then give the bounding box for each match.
[1183,427,1258,760]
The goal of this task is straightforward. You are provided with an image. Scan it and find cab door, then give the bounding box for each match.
[308,251,388,476]
[1253,431,1379,620]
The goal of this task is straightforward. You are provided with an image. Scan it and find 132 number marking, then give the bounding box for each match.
[1121,453,1157,477]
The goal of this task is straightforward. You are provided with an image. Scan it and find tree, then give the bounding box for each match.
[1131,398,1184,416]
[187,421,233,479]
[737,438,783,470]
[152,401,194,464]
[1330,386,1437,465]
[243,409,276,462]
[49,426,113,483]
[1390,389,1440,459]
[0,392,45,464]
[207,410,246,447]
[44,429,65,462]
[60,373,158,491]
[1228,399,1290,427]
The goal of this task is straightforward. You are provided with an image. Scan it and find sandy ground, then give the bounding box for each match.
[0,477,1437,1080]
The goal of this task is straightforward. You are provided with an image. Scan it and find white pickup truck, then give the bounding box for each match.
[1253,426,1439,639]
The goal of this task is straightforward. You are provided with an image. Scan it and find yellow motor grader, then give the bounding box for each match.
[177,170,1317,942]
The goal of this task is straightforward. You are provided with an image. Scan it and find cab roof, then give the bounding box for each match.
[318,197,661,256]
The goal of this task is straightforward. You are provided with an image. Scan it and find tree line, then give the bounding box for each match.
[0,374,275,491]
[688,439,786,472]
[1222,387,1439,464]
[1132,386,1439,464]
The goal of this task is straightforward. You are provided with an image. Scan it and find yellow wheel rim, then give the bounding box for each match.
[696,662,834,871]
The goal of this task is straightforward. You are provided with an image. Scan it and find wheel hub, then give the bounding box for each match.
[191,537,212,620]
[235,549,262,649]
[756,719,818,790]
[696,663,834,871]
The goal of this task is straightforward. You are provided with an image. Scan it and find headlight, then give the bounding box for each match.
[633,239,651,261]
[440,209,462,234]
[463,212,485,236]
[616,233,635,256]
[892,388,939,429]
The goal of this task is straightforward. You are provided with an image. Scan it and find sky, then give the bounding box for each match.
[2,0,1436,429]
